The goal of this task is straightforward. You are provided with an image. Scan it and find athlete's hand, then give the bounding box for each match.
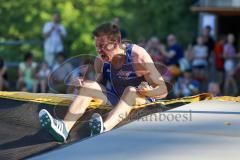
[137,81,153,96]
[69,77,84,87]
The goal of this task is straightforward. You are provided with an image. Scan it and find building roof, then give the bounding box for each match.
[191,0,240,15]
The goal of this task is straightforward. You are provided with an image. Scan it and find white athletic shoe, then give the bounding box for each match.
[89,113,104,136]
[39,109,68,142]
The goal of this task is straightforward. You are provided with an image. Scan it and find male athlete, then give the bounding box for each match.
[39,22,168,142]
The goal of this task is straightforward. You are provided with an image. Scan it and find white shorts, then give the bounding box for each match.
[224,60,235,74]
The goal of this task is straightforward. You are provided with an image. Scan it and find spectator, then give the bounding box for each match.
[223,34,238,96]
[0,57,8,91]
[137,36,147,48]
[214,35,226,84]
[173,69,200,97]
[18,53,38,92]
[37,61,51,93]
[51,53,72,93]
[160,34,184,77]
[66,59,95,94]
[190,35,208,80]
[145,36,166,63]
[112,17,127,40]
[208,82,221,96]
[43,12,67,68]
[166,34,184,66]
[203,25,215,58]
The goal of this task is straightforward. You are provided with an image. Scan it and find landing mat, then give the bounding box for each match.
[0,92,238,159]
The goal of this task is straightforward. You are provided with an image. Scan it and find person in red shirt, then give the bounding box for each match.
[214,35,225,87]
[214,35,225,71]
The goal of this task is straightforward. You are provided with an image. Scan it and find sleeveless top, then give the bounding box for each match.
[102,44,145,97]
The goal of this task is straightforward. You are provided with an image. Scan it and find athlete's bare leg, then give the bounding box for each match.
[64,80,108,132]
[103,86,146,131]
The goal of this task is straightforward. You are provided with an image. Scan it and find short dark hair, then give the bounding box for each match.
[205,25,212,31]
[0,57,4,69]
[184,68,192,73]
[24,52,33,61]
[53,11,60,16]
[93,22,121,42]
[56,52,65,59]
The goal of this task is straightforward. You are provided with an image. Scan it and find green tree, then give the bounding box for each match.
[121,0,198,46]
[0,0,197,61]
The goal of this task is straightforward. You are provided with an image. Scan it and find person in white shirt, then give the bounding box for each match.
[192,36,208,68]
[190,36,208,81]
[42,12,67,67]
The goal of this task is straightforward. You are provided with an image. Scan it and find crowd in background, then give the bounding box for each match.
[0,12,240,98]
[139,26,240,97]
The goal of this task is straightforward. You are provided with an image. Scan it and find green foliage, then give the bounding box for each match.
[0,0,197,61]
[122,0,198,45]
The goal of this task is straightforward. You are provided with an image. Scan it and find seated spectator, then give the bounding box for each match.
[223,34,239,96]
[37,61,51,93]
[50,53,72,93]
[18,52,38,92]
[208,82,221,96]
[173,69,200,97]
[190,35,208,80]
[0,57,9,90]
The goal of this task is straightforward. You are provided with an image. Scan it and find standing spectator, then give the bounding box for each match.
[37,61,51,93]
[214,35,226,84]
[223,34,238,96]
[166,34,184,66]
[0,57,8,91]
[190,35,208,80]
[43,12,67,68]
[203,25,215,59]
[18,53,38,92]
[160,34,184,77]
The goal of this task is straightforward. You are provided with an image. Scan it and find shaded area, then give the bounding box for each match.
[0,94,209,160]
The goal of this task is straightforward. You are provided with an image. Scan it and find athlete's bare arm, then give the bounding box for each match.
[94,56,104,83]
[132,45,168,98]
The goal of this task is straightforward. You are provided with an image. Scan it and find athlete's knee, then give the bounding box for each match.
[121,86,138,105]
[79,80,105,98]
[122,86,137,96]
[81,80,99,90]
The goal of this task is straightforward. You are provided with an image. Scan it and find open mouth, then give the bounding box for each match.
[100,54,109,61]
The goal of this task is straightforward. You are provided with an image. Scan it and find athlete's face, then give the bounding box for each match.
[94,35,117,62]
